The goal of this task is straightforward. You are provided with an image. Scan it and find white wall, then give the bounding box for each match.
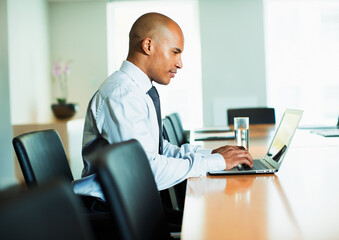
[106,1,203,129]
[199,0,267,126]
[49,1,108,118]
[48,0,266,126]
[4,0,267,127]
[8,0,52,124]
[0,0,16,189]
[0,0,267,186]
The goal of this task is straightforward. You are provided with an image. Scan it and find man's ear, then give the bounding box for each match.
[142,38,152,55]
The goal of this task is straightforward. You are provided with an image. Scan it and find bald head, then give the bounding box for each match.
[126,12,184,85]
[127,12,183,58]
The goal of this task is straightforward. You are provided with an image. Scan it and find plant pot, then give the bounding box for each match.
[51,102,78,119]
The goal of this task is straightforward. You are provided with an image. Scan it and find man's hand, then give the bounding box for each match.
[212,145,253,170]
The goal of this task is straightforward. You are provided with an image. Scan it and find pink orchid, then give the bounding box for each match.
[52,60,72,102]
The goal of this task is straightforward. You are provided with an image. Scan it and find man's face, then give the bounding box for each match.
[149,24,184,85]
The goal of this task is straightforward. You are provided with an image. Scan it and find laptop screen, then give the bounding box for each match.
[266,110,303,164]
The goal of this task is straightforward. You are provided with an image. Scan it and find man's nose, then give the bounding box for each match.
[176,57,183,69]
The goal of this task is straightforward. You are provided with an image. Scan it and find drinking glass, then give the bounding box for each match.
[234,117,249,150]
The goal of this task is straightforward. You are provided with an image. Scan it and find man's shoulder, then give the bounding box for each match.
[98,70,137,99]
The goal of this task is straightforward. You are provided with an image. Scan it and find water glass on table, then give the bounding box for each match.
[234,117,249,150]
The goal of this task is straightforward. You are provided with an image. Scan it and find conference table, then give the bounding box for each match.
[181,125,339,240]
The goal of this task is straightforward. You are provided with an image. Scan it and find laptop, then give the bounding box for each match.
[298,116,339,130]
[208,109,303,175]
[299,116,339,137]
[310,129,339,137]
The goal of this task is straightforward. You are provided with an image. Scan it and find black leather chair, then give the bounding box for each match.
[162,116,186,211]
[227,107,276,125]
[0,179,94,240]
[163,116,179,146]
[12,129,114,239]
[12,129,74,186]
[95,139,179,240]
[167,113,188,146]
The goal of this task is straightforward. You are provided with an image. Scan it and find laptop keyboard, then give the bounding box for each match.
[237,160,268,171]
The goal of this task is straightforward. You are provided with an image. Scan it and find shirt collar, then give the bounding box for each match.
[120,60,152,93]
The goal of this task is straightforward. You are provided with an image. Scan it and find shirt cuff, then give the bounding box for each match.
[196,148,212,155]
[206,153,226,171]
[72,174,106,201]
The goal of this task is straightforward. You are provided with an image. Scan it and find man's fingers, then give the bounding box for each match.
[226,158,253,170]
[212,145,254,170]
[220,147,254,170]
[225,148,253,161]
[238,158,253,167]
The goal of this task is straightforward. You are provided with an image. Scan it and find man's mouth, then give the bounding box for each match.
[170,71,177,78]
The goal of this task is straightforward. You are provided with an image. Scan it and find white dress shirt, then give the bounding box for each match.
[73,60,226,199]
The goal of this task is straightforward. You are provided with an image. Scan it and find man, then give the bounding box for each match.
[74,12,253,202]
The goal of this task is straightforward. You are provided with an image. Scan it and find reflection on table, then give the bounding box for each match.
[182,125,339,240]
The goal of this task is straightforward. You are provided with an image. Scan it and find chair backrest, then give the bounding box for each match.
[96,139,171,240]
[162,116,179,146]
[12,129,74,186]
[227,107,276,125]
[167,113,188,146]
[162,115,187,210]
[0,179,94,240]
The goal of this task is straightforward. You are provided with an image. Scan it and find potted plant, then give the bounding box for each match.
[51,60,78,119]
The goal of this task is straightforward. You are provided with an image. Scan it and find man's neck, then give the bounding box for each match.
[126,56,151,83]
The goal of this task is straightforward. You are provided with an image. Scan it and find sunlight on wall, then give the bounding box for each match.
[265,0,339,125]
[8,0,51,124]
[107,0,203,129]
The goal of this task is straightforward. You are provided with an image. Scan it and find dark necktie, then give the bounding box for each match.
[147,86,163,154]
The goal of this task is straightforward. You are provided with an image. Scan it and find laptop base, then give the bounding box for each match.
[208,169,277,176]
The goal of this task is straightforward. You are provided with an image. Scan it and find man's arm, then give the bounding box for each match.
[97,89,226,190]
[99,87,253,190]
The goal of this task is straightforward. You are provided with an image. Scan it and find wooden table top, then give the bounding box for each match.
[182,125,339,240]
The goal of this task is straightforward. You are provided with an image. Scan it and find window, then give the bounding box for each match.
[107,0,203,128]
[265,0,339,125]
